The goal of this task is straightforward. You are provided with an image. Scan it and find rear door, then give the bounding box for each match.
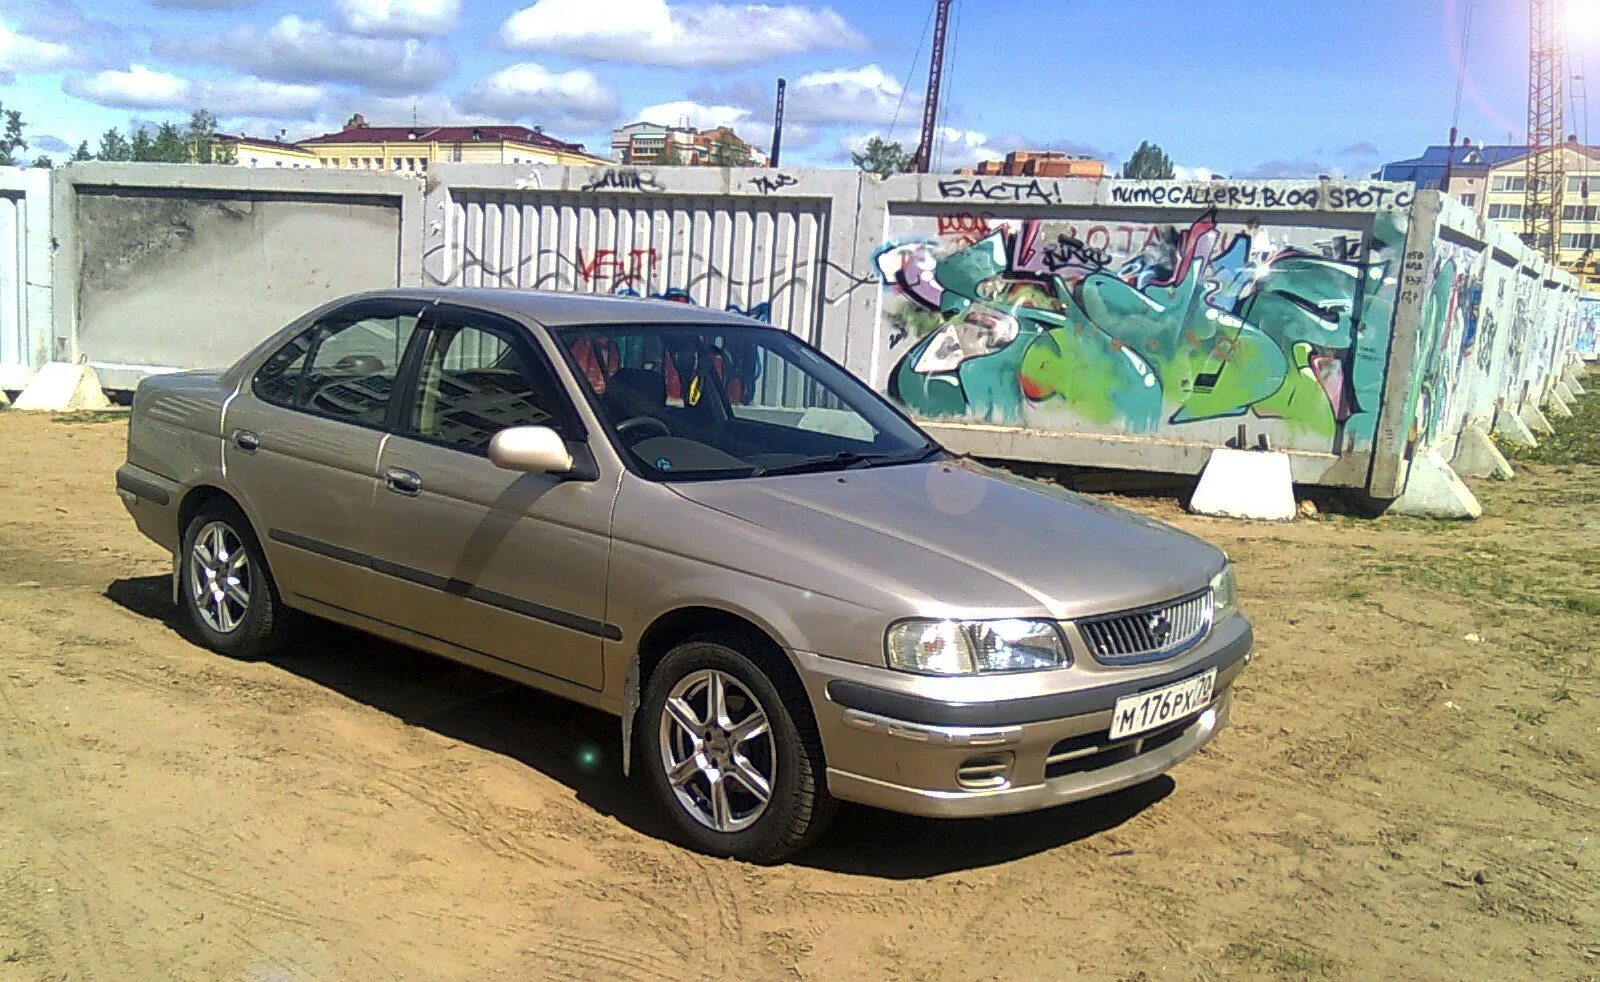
[362,305,618,691]
[224,299,424,615]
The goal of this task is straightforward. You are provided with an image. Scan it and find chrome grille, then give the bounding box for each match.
[1078,590,1213,664]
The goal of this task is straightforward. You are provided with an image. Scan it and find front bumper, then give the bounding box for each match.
[797,614,1252,819]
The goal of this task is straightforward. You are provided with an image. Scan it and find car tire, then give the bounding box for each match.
[641,632,835,863]
[179,500,288,660]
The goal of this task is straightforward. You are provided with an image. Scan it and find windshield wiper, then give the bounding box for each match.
[752,444,940,477]
[751,450,888,477]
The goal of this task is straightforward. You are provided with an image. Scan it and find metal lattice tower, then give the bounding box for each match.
[911,0,953,174]
[1525,0,1565,260]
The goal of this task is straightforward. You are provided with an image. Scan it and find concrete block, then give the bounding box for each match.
[1494,406,1538,447]
[1521,403,1555,436]
[1547,390,1574,418]
[1554,380,1576,403]
[1566,373,1586,395]
[10,363,112,412]
[0,388,9,409]
[1451,425,1515,481]
[1391,449,1482,520]
[1188,449,1297,522]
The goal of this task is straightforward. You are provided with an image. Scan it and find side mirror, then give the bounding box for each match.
[488,426,573,475]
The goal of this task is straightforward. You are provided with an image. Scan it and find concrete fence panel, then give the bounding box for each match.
[424,164,867,354]
[1577,295,1600,360]
[851,176,1420,489]
[0,168,52,389]
[52,163,422,387]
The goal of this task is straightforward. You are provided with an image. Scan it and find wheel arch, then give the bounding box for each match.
[621,605,816,777]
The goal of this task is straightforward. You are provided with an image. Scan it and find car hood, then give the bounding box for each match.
[667,458,1225,618]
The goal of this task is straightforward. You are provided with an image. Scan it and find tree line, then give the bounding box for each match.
[0,102,237,169]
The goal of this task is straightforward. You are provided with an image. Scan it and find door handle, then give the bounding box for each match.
[385,467,422,497]
[232,429,260,453]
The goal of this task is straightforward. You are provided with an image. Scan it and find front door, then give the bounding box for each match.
[364,306,617,691]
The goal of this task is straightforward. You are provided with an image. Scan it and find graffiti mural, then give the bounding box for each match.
[1577,297,1600,360]
[875,209,1407,453]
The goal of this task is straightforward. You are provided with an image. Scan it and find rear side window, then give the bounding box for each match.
[253,312,418,426]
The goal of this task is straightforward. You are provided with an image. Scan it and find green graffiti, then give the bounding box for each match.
[881,211,1403,450]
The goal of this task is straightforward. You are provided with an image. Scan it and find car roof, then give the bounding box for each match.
[340,287,777,332]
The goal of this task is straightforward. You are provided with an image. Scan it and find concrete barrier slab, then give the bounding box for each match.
[1451,425,1515,481]
[1566,374,1587,395]
[1521,403,1556,436]
[1494,406,1538,447]
[1188,449,1297,522]
[1547,389,1574,418]
[10,363,112,412]
[1391,449,1482,519]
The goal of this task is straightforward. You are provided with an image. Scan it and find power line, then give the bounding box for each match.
[888,2,935,145]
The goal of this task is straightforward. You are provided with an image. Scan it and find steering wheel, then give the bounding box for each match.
[616,416,671,443]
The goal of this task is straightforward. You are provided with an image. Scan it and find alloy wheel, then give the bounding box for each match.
[657,669,776,833]
[188,520,252,634]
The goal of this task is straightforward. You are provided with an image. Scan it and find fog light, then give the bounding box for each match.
[955,753,1013,790]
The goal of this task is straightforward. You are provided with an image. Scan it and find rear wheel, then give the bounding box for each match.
[641,634,834,863]
[180,500,288,659]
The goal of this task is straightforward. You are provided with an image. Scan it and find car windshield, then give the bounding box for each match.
[559,324,936,479]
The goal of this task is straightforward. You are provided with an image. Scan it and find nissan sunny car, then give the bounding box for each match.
[116,289,1252,862]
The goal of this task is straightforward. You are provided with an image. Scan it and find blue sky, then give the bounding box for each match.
[1,0,1595,173]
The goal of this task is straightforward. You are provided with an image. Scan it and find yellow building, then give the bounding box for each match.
[297,114,611,174]
[1479,142,1600,287]
[222,135,319,169]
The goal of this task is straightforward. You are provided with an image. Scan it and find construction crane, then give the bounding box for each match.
[911,0,954,174]
[1525,0,1565,261]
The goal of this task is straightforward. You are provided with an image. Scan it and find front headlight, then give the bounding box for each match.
[1210,564,1238,619]
[885,618,1069,675]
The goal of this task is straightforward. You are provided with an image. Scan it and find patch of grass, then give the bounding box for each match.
[1354,547,1599,620]
[1500,372,1600,466]
[51,410,127,425]
[1224,939,1340,977]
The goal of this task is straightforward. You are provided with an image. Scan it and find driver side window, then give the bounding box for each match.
[253,312,417,427]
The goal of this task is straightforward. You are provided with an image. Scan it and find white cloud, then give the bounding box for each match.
[0,18,73,72]
[1173,164,1217,181]
[634,100,752,131]
[162,15,453,94]
[337,0,460,37]
[64,65,322,117]
[499,0,865,68]
[458,63,619,131]
[65,64,188,109]
[789,64,908,125]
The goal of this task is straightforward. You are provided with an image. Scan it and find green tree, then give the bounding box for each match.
[151,122,187,162]
[98,128,132,161]
[851,136,914,177]
[129,127,153,161]
[0,100,26,166]
[186,109,235,164]
[31,155,53,169]
[1120,140,1175,180]
[72,141,92,161]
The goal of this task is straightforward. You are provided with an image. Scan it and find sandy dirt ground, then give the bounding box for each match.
[0,397,1596,981]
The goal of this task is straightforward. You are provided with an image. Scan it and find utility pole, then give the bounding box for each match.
[1525,0,1565,261]
[770,77,786,167]
[911,0,954,174]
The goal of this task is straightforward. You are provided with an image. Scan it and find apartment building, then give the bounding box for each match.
[298,114,609,174]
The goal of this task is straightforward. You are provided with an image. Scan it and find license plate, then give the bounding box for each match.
[1109,669,1216,741]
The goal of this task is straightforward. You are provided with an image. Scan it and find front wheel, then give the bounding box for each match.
[180,500,288,659]
[640,634,834,863]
